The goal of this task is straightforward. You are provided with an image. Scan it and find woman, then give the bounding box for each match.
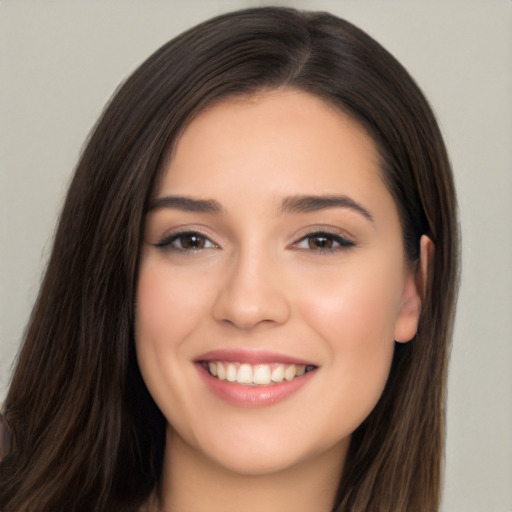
[0,6,459,512]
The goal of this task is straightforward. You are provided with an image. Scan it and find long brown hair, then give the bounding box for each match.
[0,7,459,511]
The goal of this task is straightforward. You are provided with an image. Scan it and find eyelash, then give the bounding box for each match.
[292,231,355,253]
[153,230,355,254]
[154,231,219,252]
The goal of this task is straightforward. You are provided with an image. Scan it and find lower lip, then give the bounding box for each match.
[197,365,316,408]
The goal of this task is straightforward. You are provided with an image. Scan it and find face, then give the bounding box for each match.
[136,90,421,476]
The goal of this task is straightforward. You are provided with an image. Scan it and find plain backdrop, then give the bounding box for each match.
[1,1,511,511]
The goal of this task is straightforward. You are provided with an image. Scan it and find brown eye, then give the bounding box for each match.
[308,235,334,250]
[294,231,356,252]
[154,231,218,252]
[180,233,207,250]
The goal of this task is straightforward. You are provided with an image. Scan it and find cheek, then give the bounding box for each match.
[135,260,210,347]
[301,261,403,346]
[134,261,205,417]
[135,265,173,398]
[297,265,402,425]
[307,280,397,370]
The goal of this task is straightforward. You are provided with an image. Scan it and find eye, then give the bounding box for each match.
[154,231,218,252]
[294,231,355,252]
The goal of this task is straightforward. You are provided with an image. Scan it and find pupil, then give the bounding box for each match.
[183,234,204,249]
[309,235,332,249]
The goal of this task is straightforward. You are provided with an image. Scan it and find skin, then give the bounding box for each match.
[136,89,423,512]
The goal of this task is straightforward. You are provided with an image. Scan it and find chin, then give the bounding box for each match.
[170,419,351,479]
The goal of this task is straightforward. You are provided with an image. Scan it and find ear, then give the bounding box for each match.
[394,235,434,343]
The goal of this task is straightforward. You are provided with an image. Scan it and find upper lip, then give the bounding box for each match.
[195,348,317,366]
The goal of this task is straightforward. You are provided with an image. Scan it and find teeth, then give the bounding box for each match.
[271,365,284,383]
[205,361,313,386]
[237,364,253,384]
[284,364,296,381]
[253,364,271,385]
[226,363,237,382]
[216,362,226,380]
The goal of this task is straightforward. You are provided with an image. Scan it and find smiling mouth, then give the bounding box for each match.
[200,361,317,386]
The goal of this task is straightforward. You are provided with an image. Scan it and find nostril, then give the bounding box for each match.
[212,281,291,330]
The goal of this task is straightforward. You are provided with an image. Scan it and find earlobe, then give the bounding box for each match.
[394,235,434,343]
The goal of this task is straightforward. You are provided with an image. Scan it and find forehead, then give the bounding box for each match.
[157,89,388,211]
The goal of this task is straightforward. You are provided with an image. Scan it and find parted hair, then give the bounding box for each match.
[0,7,458,512]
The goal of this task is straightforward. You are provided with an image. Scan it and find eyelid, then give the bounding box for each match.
[150,224,355,253]
[153,226,221,252]
[290,228,356,252]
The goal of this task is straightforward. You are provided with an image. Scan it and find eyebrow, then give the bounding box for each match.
[280,194,374,223]
[149,193,374,223]
[149,195,223,213]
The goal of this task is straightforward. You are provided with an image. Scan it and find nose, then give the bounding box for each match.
[212,248,291,331]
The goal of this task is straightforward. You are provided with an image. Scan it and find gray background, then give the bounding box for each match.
[1,1,511,510]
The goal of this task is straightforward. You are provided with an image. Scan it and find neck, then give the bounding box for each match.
[148,428,347,512]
